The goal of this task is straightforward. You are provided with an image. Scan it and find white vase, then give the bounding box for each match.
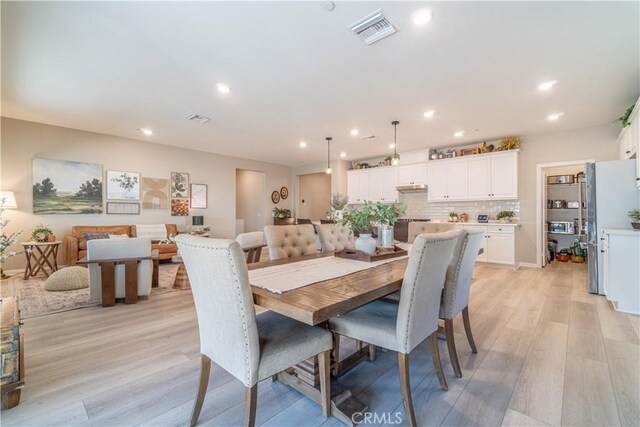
[355,234,377,255]
[378,225,394,248]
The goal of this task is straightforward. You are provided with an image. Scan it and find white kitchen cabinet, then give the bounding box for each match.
[427,159,468,201]
[457,223,517,266]
[467,152,518,200]
[368,167,398,203]
[602,229,640,315]
[617,96,640,189]
[463,225,488,262]
[347,170,369,204]
[398,164,427,186]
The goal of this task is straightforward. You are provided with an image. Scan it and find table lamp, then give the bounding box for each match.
[192,216,204,226]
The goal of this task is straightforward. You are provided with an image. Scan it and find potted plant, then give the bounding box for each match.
[375,202,406,248]
[0,197,22,279]
[497,210,516,223]
[629,209,640,230]
[31,224,53,242]
[615,104,635,128]
[448,211,458,223]
[341,201,379,255]
[272,207,288,219]
[327,193,349,221]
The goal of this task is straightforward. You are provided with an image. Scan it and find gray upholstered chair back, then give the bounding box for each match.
[396,230,460,353]
[407,222,456,243]
[441,230,484,319]
[316,224,355,252]
[175,235,260,386]
[263,224,318,260]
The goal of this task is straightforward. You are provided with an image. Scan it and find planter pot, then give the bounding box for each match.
[47,235,56,242]
[355,234,377,255]
[378,225,394,249]
[632,222,640,230]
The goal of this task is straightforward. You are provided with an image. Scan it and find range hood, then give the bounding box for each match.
[396,184,428,193]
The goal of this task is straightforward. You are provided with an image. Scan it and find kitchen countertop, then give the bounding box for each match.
[603,228,640,236]
[431,220,520,227]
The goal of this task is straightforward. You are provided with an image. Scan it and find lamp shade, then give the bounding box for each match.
[192,216,204,226]
[0,191,17,209]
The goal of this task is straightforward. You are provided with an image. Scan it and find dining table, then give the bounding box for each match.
[248,251,409,426]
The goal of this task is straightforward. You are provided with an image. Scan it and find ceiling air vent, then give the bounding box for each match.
[360,135,377,141]
[347,9,398,45]
[185,114,211,124]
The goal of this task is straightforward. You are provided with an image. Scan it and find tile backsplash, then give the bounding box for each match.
[399,193,520,221]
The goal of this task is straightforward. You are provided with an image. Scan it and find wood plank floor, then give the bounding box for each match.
[2,262,639,426]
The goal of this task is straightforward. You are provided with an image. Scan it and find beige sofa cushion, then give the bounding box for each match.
[263,225,318,260]
[407,222,457,243]
[316,224,355,252]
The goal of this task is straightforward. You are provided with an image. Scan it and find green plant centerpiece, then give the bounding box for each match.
[341,201,379,255]
[31,224,53,242]
[448,211,459,223]
[497,210,516,223]
[628,209,640,230]
[0,197,23,279]
[375,202,406,248]
[326,193,349,221]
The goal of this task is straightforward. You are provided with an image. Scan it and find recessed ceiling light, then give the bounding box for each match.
[547,113,564,121]
[412,9,432,26]
[454,130,465,138]
[140,128,153,136]
[299,141,307,148]
[340,152,347,158]
[216,83,231,94]
[350,129,359,136]
[423,110,435,118]
[388,143,396,149]
[538,80,558,91]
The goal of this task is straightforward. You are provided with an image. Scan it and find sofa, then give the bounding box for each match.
[64,224,178,266]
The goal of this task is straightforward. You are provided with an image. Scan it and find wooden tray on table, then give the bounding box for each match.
[334,245,407,262]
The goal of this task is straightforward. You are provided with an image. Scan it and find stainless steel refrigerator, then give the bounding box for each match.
[586,160,638,294]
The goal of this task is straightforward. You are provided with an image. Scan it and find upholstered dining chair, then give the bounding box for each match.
[175,235,333,427]
[316,223,355,252]
[296,218,313,225]
[329,230,460,427]
[439,229,484,378]
[235,231,267,264]
[407,222,456,243]
[263,224,318,260]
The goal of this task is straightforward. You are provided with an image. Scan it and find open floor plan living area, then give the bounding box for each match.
[1,2,639,426]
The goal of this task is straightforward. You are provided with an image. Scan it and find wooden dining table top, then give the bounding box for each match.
[249,252,408,326]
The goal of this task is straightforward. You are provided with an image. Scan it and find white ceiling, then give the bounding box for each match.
[2,1,638,166]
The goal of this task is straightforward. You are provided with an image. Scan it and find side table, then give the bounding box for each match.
[21,241,62,279]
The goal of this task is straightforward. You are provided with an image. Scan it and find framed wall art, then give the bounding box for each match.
[280,186,288,199]
[141,177,170,209]
[171,198,189,216]
[106,170,140,200]
[190,183,207,209]
[106,202,140,215]
[271,191,280,204]
[32,158,103,214]
[171,172,190,198]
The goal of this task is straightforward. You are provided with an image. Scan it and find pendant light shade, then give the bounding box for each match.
[391,120,400,165]
[325,137,332,174]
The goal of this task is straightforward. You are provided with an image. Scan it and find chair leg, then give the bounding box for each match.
[444,319,462,378]
[189,354,212,427]
[462,306,478,353]
[331,332,340,377]
[244,385,258,427]
[355,339,363,350]
[368,344,377,362]
[318,350,331,417]
[429,333,449,391]
[398,352,417,427]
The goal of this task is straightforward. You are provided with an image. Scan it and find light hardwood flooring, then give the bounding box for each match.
[2,262,639,426]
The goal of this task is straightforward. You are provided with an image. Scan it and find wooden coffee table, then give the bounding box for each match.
[21,241,61,279]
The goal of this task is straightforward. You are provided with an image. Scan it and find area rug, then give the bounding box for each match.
[15,264,180,319]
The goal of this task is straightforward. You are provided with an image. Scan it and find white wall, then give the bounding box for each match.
[1,117,293,270]
[236,169,266,233]
[297,172,331,220]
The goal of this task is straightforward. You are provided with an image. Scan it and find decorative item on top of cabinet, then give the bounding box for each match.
[497,136,521,151]
[460,148,480,156]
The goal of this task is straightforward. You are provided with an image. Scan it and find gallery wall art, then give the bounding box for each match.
[190,183,207,209]
[106,170,140,200]
[141,177,170,209]
[106,202,140,215]
[32,158,103,214]
[171,199,189,216]
[171,172,189,198]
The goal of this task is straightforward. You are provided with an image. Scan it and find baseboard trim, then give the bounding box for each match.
[518,262,539,269]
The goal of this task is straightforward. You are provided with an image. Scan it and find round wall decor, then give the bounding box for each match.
[280,186,289,199]
[271,191,280,204]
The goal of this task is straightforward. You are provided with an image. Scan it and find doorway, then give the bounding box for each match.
[236,169,266,235]
[536,160,593,268]
[297,173,331,221]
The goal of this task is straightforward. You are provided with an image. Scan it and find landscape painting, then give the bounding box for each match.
[32,158,103,214]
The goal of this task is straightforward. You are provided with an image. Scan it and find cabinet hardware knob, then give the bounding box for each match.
[626,150,631,154]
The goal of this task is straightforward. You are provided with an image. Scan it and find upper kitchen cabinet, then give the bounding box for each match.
[617,97,640,189]
[427,159,468,201]
[347,166,398,204]
[398,164,427,186]
[490,151,518,199]
[347,169,369,204]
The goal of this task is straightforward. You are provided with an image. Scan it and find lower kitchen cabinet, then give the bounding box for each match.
[602,229,639,315]
[456,223,517,266]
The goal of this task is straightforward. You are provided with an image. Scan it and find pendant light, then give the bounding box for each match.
[391,120,400,165]
[325,137,332,174]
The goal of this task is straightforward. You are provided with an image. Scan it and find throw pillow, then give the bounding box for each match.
[83,233,110,241]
